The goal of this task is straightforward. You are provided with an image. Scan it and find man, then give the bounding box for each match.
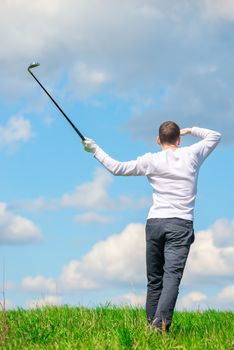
[82,121,221,332]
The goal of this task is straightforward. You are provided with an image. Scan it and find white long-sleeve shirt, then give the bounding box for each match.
[93,127,221,220]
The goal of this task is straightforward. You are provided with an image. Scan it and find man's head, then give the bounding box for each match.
[157,121,180,148]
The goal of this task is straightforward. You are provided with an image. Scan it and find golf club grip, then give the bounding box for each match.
[29,70,85,141]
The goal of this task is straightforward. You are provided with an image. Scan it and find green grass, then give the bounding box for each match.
[0,306,233,349]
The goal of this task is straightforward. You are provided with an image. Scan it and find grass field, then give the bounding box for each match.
[0,306,233,349]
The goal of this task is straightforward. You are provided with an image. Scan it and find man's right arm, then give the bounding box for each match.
[182,127,221,166]
[82,138,152,176]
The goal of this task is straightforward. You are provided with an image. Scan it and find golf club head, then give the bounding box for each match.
[28,62,40,72]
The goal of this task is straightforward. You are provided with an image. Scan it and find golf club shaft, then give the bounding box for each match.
[28,70,85,141]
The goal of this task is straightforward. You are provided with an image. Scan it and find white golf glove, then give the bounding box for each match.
[82,138,97,153]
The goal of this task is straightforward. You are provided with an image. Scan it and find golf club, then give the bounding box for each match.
[28,62,85,141]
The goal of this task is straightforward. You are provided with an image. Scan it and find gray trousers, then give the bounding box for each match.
[145,217,194,331]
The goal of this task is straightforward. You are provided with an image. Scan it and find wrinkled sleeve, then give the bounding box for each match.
[190,127,221,167]
[93,146,153,176]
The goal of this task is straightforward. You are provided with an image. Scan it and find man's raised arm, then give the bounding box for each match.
[181,126,221,166]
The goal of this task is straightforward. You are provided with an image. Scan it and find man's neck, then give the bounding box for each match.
[161,143,179,151]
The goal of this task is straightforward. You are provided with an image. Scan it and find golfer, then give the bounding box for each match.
[82,122,221,332]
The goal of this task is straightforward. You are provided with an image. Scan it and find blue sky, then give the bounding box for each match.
[0,0,234,310]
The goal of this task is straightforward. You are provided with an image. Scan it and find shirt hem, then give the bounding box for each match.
[147,213,194,221]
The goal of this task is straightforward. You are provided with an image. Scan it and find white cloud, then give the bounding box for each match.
[204,0,234,20]
[16,197,58,213]
[132,4,163,20]
[112,292,146,307]
[0,202,43,245]
[60,168,113,210]
[70,62,109,98]
[18,223,144,294]
[22,218,234,293]
[20,218,234,309]
[183,220,234,284]
[0,116,33,149]
[22,276,57,294]
[60,260,99,290]
[1,1,233,139]
[16,168,149,213]
[59,223,146,290]
[211,219,234,248]
[118,195,151,210]
[217,285,234,305]
[74,212,114,224]
[80,223,146,285]
[28,295,62,309]
[177,285,234,311]
[60,218,234,291]
[176,292,208,311]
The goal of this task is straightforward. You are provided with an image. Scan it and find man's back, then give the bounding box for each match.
[147,147,199,220]
[146,127,221,220]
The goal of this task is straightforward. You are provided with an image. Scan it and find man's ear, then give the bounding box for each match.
[157,136,161,145]
[177,136,181,146]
